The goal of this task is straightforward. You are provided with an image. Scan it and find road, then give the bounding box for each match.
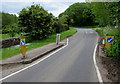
[2,28,99,82]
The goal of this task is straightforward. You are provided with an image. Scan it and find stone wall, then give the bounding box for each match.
[0,37,21,48]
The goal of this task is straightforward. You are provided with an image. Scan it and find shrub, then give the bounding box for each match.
[96,27,119,58]
[19,5,56,40]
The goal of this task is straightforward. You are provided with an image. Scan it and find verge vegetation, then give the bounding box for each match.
[59,2,119,58]
[1,28,77,60]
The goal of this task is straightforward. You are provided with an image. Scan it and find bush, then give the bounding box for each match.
[105,42,119,57]
[19,5,57,40]
[96,27,119,58]
[62,24,69,31]
[2,23,20,34]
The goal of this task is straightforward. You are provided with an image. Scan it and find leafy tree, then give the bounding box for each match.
[90,2,120,27]
[19,5,56,40]
[59,15,69,24]
[1,12,18,34]
[108,2,120,26]
[59,3,95,26]
[1,12,18,28]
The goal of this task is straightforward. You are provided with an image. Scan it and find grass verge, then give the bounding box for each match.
[0,33,20,39]
[94,27,119,58]
[0,28,77,60]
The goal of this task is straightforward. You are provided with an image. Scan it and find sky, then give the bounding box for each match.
[1,0,86,17]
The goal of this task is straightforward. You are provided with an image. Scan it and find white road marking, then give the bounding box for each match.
[93,38,103,83]
[1,37,103,82]
[0,39,69,82]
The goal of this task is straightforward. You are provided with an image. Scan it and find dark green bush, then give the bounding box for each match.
[96,27,119,58]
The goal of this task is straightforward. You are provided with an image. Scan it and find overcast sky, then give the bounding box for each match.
[1,0,86,17]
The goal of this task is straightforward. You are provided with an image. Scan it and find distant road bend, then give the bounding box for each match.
[3,28,99,82]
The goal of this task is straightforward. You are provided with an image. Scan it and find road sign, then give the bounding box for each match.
[107,38,114,43]
[20,40,25,46]
[106,36,114,48]
[20,38,26,58]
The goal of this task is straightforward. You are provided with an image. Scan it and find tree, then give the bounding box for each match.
[59,15,69,24]
[2,12,18,28]
[90,2,120,27]
[19,5,56,40]
[59,3,95,26]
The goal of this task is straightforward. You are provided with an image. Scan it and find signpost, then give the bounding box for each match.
[106,36,114,48]
[20,38,26,59]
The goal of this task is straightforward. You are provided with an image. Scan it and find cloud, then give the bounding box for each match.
[9,13,19,17]
[2,0,86,2]
[47,2,69,17]
[2,2,33,13]
[1,0,86,17]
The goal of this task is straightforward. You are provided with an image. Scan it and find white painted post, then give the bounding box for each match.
[102,39,105,45]
[56,34,61,45]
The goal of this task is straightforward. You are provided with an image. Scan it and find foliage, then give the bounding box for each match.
[0,33,20,39]
[59,2,120,27]
[91,2,120,58]
[19,5,53,40]
[60,2,119,58]
[1,28,77,60]
[19,4,70,40]
[1,12,20,35]
[90,2,120,27]
[59,3,95,26]
[74,26,97,28]
[1,12,18,28]
[2,23,20,37]
[96,27,119,57]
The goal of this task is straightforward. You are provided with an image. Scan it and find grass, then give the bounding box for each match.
[0,28,77,60]
[0,33,20,39]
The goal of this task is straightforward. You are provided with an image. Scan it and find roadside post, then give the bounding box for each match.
[56,34,61,45]
[20,38,26,59]
[101,37,105,48]
[106,36,114,48]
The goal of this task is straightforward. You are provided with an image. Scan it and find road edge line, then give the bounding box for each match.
[93,39,103,83]
[0,39,69,82]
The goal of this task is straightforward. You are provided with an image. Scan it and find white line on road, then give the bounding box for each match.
[0,39,69,82]
[93,38,103,83]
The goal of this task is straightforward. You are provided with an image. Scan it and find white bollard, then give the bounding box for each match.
[102,39,105,45]
[56,34,61,45]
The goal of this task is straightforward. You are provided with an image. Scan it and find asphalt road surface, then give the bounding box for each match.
[2,28,99,82]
